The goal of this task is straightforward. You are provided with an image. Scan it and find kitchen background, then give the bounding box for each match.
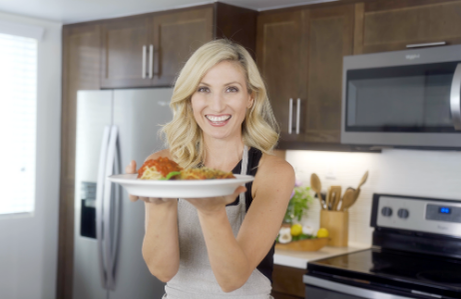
[1,0,461,298]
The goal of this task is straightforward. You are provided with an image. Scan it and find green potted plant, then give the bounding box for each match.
[283,182,313,225]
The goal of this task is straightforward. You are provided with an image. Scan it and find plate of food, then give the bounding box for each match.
[108,157,254,198]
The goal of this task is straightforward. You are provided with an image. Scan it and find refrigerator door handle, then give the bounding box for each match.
[110,127,122,290]
[96,125,111,289]
[103,125,119,290]
[450,63,461,130]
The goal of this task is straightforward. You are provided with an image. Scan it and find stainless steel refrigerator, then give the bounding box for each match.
[73,88,173,299]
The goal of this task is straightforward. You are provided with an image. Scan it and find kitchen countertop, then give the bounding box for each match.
[274,242,370,269]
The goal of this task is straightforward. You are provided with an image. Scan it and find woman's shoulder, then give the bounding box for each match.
[255,152,295,184]
[145,149,172,161]
[251,151,295,200]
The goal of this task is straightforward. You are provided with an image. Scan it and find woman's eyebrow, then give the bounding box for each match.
[224,81,243,86]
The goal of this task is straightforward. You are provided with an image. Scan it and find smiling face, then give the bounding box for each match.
[191,61,254,143]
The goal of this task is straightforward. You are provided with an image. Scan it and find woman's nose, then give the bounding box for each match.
[209,92,225,112]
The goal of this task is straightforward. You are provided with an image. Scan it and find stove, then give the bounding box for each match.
[303,193,461,299]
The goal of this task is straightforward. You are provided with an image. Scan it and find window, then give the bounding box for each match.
[0,32,38,215]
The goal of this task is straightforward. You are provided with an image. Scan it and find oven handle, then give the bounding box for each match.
[304,275,415,299]
[450,63,461,130]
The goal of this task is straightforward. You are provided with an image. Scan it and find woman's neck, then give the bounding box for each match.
[202,137,245,172]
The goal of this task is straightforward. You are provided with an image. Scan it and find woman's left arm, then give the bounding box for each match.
[187,155,295,292]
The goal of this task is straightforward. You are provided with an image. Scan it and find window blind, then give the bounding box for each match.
[0,33,37,215]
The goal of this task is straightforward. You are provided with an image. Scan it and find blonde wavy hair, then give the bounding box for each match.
[162,39,279,168]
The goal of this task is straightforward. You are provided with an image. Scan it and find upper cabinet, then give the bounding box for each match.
[100,3,256,88]
[354,0,461,54]
[257,4,354,149]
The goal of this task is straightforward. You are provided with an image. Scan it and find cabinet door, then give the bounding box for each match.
[256,10,303,144]
[300,5,354,143]
[101,15,151,88]
[151,7,214,86]
[59,22,102,299]
[355,0,461,54]
[272,264,305,298]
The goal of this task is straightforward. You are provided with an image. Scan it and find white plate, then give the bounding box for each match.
[108,174,255,198]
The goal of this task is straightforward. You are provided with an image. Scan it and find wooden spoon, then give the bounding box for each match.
[341,188,356,211]
[357,171,369,191]
[329,186,342,211]
[310,173,325,209]
[353,171,369,201]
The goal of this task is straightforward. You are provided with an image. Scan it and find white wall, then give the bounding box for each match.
[0,12,62,299]
[286,148,461,246]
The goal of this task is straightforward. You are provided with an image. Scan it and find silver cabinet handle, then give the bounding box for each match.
[142,45,147,79]
[406,41,446,48]
[450,63,461,130]
[148,45,154,79]
[288,98,293,134]
[296,98,301,134]
[96,125,111,289]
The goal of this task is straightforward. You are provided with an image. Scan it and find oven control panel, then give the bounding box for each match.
[376,195,461,237]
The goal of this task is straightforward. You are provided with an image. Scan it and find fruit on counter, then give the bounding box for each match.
[290,224,303,236]
[317,228,329,238]
[278,229,292,244]
[302,225,315,235]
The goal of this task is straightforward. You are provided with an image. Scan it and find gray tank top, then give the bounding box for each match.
[162,146,272,299]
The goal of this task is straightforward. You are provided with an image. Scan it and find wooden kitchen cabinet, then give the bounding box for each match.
[151,7,214,86]
[101,3,257,88]
[256,10,304,142]
[256,4,354,149]
[354,0,461,54]
[59,21,102,299]
[271,264,306,299]
[101,15,151,88]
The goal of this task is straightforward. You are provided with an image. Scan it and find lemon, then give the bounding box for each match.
[317,228,329,238]
[290,224,303,236]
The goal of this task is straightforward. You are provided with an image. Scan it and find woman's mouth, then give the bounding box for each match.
[205,115,232,127]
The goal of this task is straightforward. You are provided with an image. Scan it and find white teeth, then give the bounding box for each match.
[206,115,231,122]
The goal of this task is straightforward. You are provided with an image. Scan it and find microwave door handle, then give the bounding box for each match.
[450,63,461,130]
[288,98,293,134]
[96,125,111,289]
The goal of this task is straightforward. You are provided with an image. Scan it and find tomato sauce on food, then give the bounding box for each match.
[137,157,182,178]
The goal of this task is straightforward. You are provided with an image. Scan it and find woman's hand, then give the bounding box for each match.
[184,186,246,215]
[125,160,175,204]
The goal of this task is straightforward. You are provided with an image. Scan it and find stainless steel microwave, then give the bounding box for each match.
[341,44,461,149]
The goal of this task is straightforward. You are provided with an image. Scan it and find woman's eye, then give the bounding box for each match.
[197,87,209,93]
[226,86,239,93]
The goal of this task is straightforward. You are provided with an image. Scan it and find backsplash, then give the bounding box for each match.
[285,149,461,246]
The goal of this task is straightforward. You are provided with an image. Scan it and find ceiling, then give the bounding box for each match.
[0,0,337,24]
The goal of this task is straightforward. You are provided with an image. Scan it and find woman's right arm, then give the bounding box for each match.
[125,158,180,282]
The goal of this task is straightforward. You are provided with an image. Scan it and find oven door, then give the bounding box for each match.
[341,44,461,149]
[304,275,414,299]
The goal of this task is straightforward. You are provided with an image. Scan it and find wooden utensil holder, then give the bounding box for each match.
[320,210,348,247]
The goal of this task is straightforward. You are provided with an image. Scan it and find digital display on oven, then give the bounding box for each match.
[439,207,451,214]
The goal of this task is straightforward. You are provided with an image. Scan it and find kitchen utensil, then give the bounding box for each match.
[310,173,325,209]
[326,186,332,210]
[355,171,368,195]
[340,188,356,211]
[329,186,342,211]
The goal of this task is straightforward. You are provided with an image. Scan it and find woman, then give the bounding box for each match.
[126,39,295,298]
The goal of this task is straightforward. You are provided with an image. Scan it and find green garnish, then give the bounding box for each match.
[159,171,181,180]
